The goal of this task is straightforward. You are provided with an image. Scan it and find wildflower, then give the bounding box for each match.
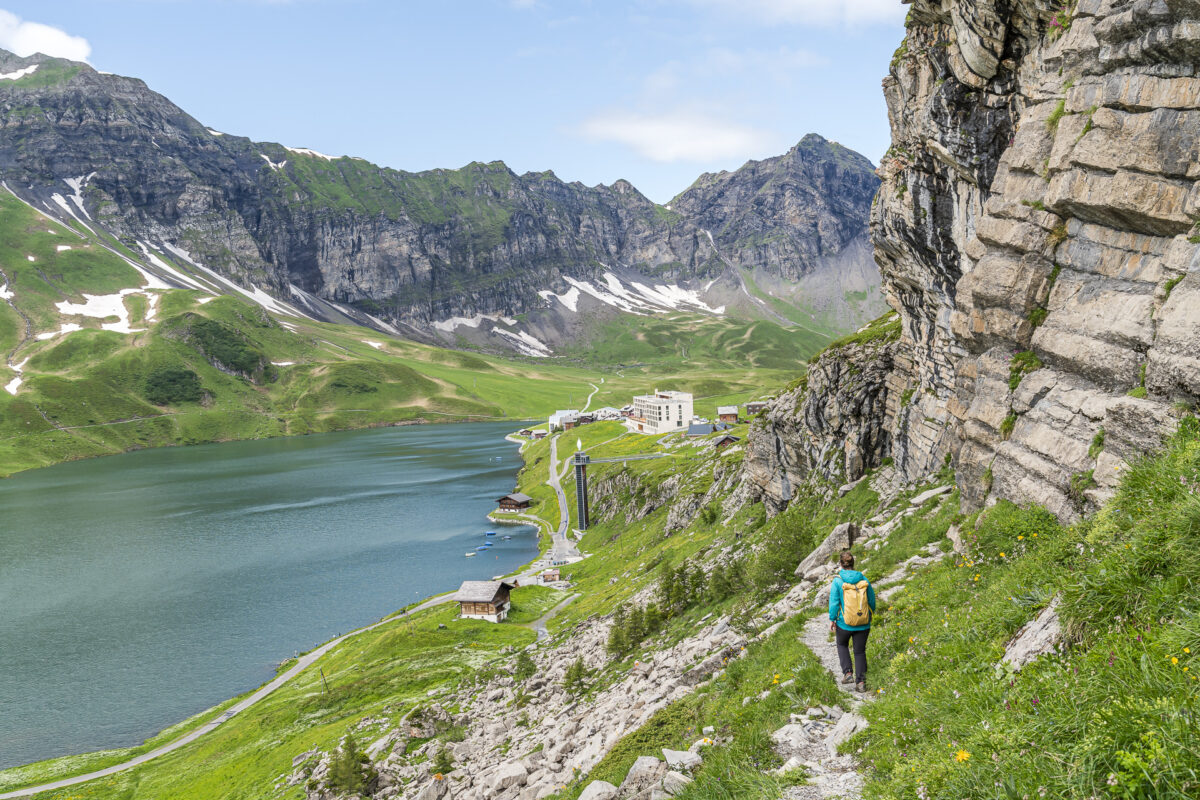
[955,749,971,763]
[1018,535,1024,540]
[1173,657,1180,665]
[1186,648,1192,654]
[434,774,444,781]
[1031,697,1040,706]
[1107,774,1119,787]
[1000,552,1006,558]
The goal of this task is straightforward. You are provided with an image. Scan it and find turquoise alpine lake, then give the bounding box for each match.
[0,422,538,769]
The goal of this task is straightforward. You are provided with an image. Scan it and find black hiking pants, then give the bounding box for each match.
[835,626,869,682]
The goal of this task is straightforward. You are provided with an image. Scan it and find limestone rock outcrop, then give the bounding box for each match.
[743,0,1200,520]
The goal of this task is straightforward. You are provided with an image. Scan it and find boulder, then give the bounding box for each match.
[660,771,694,796]
[413,776,449,800]
[1001,596,1063,670]
[618,756,666,796]
[825,712,868,757]
[795,522,861,577]
[909,485,952,506]
[662,748,702,771]
[492,761,529,791]
[578,780,619,800]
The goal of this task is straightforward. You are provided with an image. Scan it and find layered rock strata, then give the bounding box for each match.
[744,0,1200,520]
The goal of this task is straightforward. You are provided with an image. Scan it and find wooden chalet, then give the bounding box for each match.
[497,492,533,511]
[454,580,514,622]
[519,429,534,437]
[717,406,739,424]
[713,434,741,452]
[745,401,769,415]
[540,568,561,584]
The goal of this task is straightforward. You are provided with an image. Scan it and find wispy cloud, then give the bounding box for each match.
[644,46,826,95]
[0,10,91,62]
[579,110,775,162]
[684,0,905,26]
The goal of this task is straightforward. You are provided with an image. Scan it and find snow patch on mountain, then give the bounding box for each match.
[433,313,518,333]
[0,65,38,81]
[538,286,581,312]
[285,147,335,161]
[63,174,97,221]
[547,271,725,316]
[494,327,551,357]
[136,242,212,292]
[260,154,287,171]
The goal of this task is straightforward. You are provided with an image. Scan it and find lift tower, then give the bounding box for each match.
[573,448,591,531]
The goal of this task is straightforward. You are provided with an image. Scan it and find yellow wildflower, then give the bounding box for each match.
[955,749,971,763]
[1172,657,1179,665]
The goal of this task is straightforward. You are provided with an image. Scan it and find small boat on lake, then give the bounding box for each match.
[475,545,488,550]
[465,552,476,557]
[502,535,513,540]
[485,531,496,536]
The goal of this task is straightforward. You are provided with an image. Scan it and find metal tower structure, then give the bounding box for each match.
[570,442,666,533]
[573,450,591,531]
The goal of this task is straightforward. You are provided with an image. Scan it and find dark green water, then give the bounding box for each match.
[0,422,538,769]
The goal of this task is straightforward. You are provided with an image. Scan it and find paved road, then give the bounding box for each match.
[546,436,582,564]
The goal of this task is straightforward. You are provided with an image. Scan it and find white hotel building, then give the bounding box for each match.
[626,390,693,435]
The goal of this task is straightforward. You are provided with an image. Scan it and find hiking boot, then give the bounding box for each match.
[856,681,867,693]
[841,673,854,684]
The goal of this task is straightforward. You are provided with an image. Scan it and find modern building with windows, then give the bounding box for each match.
[626,390,693,435]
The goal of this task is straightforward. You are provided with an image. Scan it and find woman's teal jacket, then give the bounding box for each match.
[829,568,876,631]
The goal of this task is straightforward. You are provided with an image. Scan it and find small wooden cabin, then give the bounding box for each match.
[713,434,741,452]
[497,492,533,512]
[717,406,739,424]
[454,581,514,622]
[540,568,561,584]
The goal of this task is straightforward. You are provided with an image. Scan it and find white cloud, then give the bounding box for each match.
[579,111,775,163]
[686,0,905,26]
[644,46,826,96]
[0,10,91,62]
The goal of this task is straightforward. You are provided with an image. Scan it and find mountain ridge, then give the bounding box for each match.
[0,48,884,354]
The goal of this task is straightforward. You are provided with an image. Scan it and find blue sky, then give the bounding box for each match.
[0,1,906,202]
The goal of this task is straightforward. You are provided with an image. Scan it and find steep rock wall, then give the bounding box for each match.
[744,0,1200,520]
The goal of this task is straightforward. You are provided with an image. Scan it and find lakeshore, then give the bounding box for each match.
[0,421,546,774]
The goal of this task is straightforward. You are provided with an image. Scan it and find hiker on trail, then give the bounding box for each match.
[829,550,876,693]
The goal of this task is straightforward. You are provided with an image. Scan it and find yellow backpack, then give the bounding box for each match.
[842,580,872,626]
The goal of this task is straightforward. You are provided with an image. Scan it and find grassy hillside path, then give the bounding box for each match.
[777,615,872,799]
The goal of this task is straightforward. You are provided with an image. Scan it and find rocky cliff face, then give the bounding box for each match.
[0,50,880,339]
[743,0,1200,520]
